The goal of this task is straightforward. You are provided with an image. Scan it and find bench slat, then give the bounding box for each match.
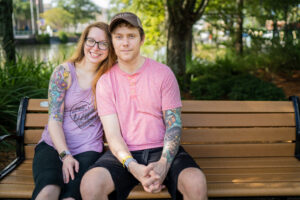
[24,127,296,145]
[182,113,295,127]
[2,181,300,198]
[24,129,44,144]
[25,113,296,128]
[197,157,300,168]
[1,176,33,184]
[27,99,48,112]
[0,184,34,198]
[184,143,295,158]
[4,172,300,187]
[11,169,33,176]
[25,113,48,127]
[10,167,300,179]
[0,183,171,199]
[28,99,294,113]
[208,182,300,197]
[207,173,300,183]
[182,101,294,113]
[14,162,32,170]
[203,167,300,175]
[181,127,295,143]
[18,157,300,170]
[24,143,295,159]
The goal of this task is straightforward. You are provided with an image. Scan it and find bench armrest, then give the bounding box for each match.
[290,96,300,159]
[0,134,24,180]
[0,97,29,180]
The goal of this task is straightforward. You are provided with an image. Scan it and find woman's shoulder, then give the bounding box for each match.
[53,62,71,72]
[50,62,72,89]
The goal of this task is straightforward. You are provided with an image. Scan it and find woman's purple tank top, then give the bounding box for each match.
[40,62,103,155]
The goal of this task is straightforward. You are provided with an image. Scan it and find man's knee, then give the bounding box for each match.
[178,168,207,199]
[80,167,114,198]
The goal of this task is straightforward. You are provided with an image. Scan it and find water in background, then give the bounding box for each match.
[16,43,77,63]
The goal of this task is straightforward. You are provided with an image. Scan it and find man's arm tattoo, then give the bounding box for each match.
[162,107,182,164]
[48,65,70,122]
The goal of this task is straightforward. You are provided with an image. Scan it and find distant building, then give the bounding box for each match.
[13,0,44,38]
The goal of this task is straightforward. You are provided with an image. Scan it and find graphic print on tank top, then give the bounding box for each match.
[70,101,98,129]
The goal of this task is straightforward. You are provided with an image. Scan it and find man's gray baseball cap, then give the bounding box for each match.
[109,12,143,33]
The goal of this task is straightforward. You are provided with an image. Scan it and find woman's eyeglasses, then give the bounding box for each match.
[85,38,109,50]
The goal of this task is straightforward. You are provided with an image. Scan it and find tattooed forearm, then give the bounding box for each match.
[162,108,182,164]
[48,65,70,122]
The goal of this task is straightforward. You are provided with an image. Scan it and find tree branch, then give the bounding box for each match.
[195,0,209,21]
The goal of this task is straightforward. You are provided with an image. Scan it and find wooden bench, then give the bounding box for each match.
[1,96,300,199]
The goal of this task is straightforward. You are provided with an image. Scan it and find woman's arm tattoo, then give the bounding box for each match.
[48,65,70,122]
[162,107,182,164]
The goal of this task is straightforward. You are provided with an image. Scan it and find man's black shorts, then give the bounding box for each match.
[89,146,200,200]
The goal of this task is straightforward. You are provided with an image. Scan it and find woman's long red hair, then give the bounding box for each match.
[68,22,117,105]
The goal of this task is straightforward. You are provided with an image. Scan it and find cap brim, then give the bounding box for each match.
[109,18,139,33]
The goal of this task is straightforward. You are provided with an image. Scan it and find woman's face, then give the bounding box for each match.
[83,27,109,65]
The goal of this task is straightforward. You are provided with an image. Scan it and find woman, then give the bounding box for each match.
[32,22,116,200]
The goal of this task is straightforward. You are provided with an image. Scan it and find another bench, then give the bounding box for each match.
[1,96,300,199]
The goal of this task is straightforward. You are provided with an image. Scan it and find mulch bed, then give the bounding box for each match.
[0,151,16,171]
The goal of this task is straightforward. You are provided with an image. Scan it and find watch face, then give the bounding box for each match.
[59,150,70,159]
[59,151,66,159]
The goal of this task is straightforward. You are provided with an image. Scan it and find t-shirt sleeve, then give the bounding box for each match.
[96,75,117,116]
[161,67,182,111]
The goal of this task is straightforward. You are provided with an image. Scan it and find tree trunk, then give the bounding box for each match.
[235,0,243,55]
[0,0,16,64]
[167,20,192,92]
[283,2,291,45]
[186,27,193,66]
[272,19,279,40]
[166,0,209,91]
[167,19,191,78]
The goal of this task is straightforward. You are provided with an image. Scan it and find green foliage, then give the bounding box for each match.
[55,0,99,31]
[35,33,50,44]
[110,0,167,57]
[227,74,285,100]
[13,0,31,21]
[242,40,300,72]
[0,57,54,136]
[58,31,68,43]
[40,7,73,30]
[205,0,236,33]
[188,58,285,100]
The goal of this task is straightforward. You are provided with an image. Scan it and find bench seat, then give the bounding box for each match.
[1,97,300,199]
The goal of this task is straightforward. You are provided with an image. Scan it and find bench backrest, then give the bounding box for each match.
[21,98,300,161]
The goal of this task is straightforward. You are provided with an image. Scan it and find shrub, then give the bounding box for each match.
[0,57,54,136]
[227,74,286,100]
[35,33,50,44]
[58,31,69,43]
[189,59,286,100]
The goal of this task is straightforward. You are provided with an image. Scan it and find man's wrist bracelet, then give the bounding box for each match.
[124,157,137,169]
[122,155,133,168]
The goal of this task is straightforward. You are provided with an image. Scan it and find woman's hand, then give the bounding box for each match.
[62,155,79,183]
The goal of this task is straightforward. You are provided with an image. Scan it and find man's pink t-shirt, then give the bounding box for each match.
[96,58,182,151]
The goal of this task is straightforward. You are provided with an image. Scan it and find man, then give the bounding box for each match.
[80,12,207,200]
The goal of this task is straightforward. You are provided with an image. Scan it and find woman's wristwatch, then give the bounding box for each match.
[59,150,71,161]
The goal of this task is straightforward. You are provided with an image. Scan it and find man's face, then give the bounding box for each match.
[111,25,144,63]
